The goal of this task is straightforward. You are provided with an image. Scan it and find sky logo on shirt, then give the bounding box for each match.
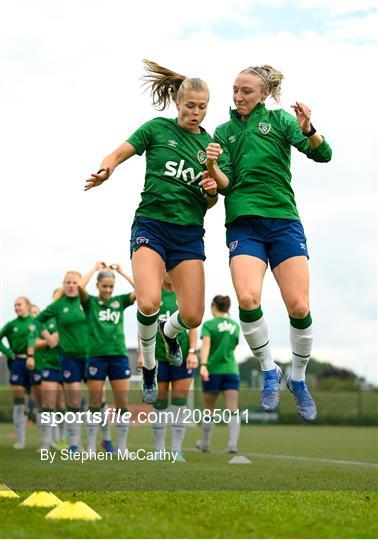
[98,309,120,324]
[164,160,203,184]
[217,321,237,335]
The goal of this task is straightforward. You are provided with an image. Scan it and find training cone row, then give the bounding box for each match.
[1,487,101,521]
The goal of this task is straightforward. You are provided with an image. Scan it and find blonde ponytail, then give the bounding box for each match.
[241,65,284,103]
[142,59,209,110]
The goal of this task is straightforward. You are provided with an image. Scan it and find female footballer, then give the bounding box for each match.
[85,60,225,404]
[197,295,240,453]
[0,297,36,449]
[79,263,136,455]
[206,65,332,422]
[35,270,89,451]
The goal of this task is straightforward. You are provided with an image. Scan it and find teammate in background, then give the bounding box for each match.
[35,271,89,452]
[138,273,198,462]
[84,60,225,404]
[197,296,240,453]
[27,305,45,448]
[79,263,136,455]
[206,65,332,422]
[29,292,66,449]
[0,297,36,449]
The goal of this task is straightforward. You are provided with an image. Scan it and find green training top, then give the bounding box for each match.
[31,319,61,371]
[214,104,332,224]
[128,117,230,227]
[155,289,189,362]
[83,294,135,357]
[35,296,88,359]
[201,316,240,375]
[0,316,36,359]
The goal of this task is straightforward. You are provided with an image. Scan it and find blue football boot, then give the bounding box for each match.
[286,375,317,422]
[101,439,117,456]
[260,366,282,412]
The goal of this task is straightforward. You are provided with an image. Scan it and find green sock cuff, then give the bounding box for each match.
[239,306,263,323]
[290,312,312,329]
[171,397,187,406]
[89,407,101,413]
[153,399,168,410]
[177,313,191,329]
[42,408,54,413]
[67,406,80,413]
[56,409,66,414]
[118,408,128,415]
[137,309,159,325]
[101,402,107,409]
[14,397,24,405]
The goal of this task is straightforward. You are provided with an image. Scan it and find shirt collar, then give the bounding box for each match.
[229,102,266,122]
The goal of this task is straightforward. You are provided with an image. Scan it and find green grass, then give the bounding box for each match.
[1,423,378,538]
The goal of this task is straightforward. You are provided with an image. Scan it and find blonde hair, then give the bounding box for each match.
[142,59,209,110]
[241,65,284,103]
[52,271,83,300]
[16,296,32,308]
[64,271,82,282]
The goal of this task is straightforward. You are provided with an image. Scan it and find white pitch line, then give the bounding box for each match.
[137,443,378,468]
[183,447,378,468]
[247,452,378,468]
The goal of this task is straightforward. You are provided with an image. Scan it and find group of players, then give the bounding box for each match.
[1,265,240,462]
[2,58,332,460]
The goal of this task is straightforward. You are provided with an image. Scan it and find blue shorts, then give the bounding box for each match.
[61,355,87,383]
[202,374,240,394]
[226,216,309,270]
[9,357,30,387]
[30,370,42,385]
[42,368,62,383]
[87,356,131,381]
[130,216,206,272]
[157,359,194,382]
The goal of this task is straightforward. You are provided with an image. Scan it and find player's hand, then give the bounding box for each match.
[200,365,209,382]
[95,261,107,271]
[84,168,110,191]
[26,356,35,370]
[186,352,198,370]
[110,263,123,273]
[206,143,223,164]
[199,172,217,197]
[46,332,59,348]
[291,101,312,132]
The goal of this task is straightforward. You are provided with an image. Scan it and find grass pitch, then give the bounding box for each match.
[1,423,377,538]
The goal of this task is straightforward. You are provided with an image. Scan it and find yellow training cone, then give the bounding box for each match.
[0,484,19,498]
[45,501,102,521]
[20,491,62,507]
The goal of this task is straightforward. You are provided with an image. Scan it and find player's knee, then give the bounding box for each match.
[182,313,202,328]
[288,302,310,320]
[138,299,161,316]
[238,292,260,311]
